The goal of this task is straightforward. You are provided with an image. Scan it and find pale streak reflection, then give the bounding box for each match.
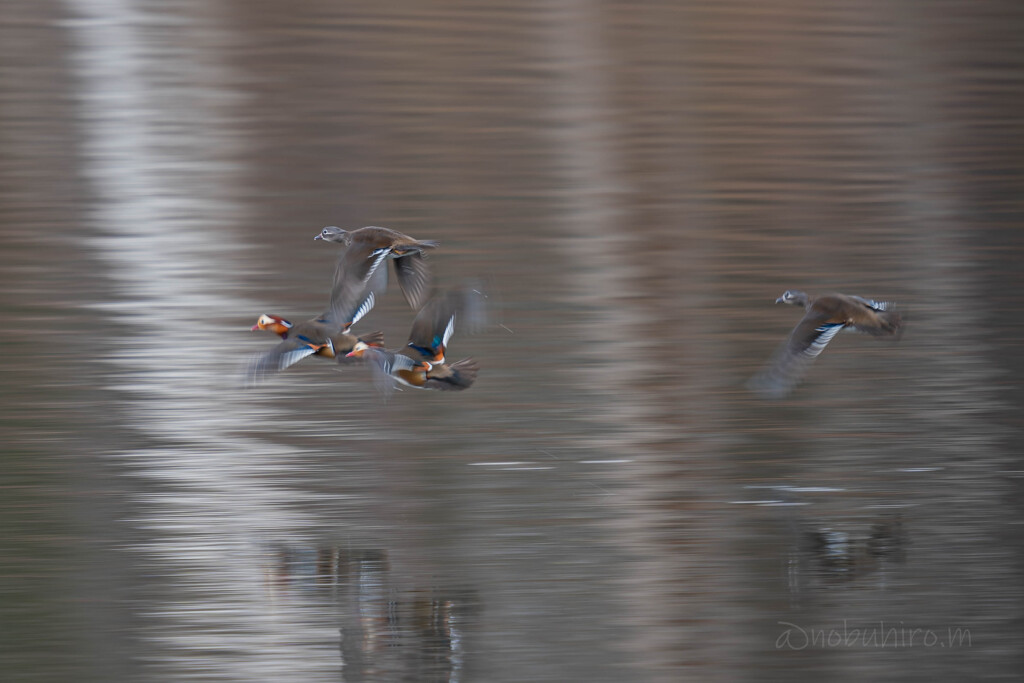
[64,2,343,679]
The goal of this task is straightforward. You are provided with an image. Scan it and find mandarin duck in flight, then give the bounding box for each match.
[749,290,904,398]
[346,287,485,393]
[314,226,440,311]
[246,250,386,384]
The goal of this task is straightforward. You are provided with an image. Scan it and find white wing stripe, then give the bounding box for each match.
[850,294,891,311]
[371,351,419,376]
[441,313,456,348]
[350,292,375,326]
[804,324,843,358]
[362,250,389,286]
[278,346,317,370]
[392,355,420,372]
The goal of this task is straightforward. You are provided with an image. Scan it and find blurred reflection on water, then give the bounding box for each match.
[265,544,476,681]
[2,0,1022,681]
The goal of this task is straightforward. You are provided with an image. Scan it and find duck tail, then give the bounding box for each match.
[434,358,479,391]
[879,310,904,338]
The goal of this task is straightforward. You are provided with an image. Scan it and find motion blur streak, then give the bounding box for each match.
[65,2,341,680]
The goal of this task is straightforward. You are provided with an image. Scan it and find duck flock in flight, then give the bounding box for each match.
[247,226,481,392]
[247,225,905,398]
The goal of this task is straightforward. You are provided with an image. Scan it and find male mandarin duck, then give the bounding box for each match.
[314,226,440,311]
[346,287,484,392]
[246,256,386,384]
[749,290,904,398]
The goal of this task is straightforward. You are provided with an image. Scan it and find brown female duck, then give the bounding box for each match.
[749,290,904,398]
[314,226,440,311]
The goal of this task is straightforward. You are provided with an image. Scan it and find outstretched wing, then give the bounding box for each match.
[361,347,421,400]
[847,294,892,312]
[404,285,489,361]
[346,291,376,329]
[321,243,388,329]
[845,295,903,337]
[244,339,319,385]
[405,289,464,362]
[392,252,433,311]
[791,317,844,359]
[748,312,844,399]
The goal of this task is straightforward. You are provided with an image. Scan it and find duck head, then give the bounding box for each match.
[251,314,292,337]
[314,226,351,244]
[345,340,370,358]
[776,290,809,307]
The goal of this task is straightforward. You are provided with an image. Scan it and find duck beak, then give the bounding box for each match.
[313,232,324,240]
[775,296,785,304]
[251,323,261,331]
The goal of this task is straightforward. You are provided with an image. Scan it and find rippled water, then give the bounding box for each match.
[2,1,1022,681]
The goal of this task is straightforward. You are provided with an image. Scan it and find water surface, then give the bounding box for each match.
[2,1,1022,680]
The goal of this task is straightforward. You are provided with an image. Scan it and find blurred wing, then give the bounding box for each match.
[372,348,421,375]
[366,256,388,297]
[441,313,456,349]
[348,291,376,327]
[794,320,844,359]
[851,309,903,338]
[392,252,432,310]
[323,244,388,328]
[244,339,318,385]
[848,294,891,312]
[404,285,489,360]
[748,314,843,398]
[362,348,419,400]
[459,281,490,334]
[406,290,461,360]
